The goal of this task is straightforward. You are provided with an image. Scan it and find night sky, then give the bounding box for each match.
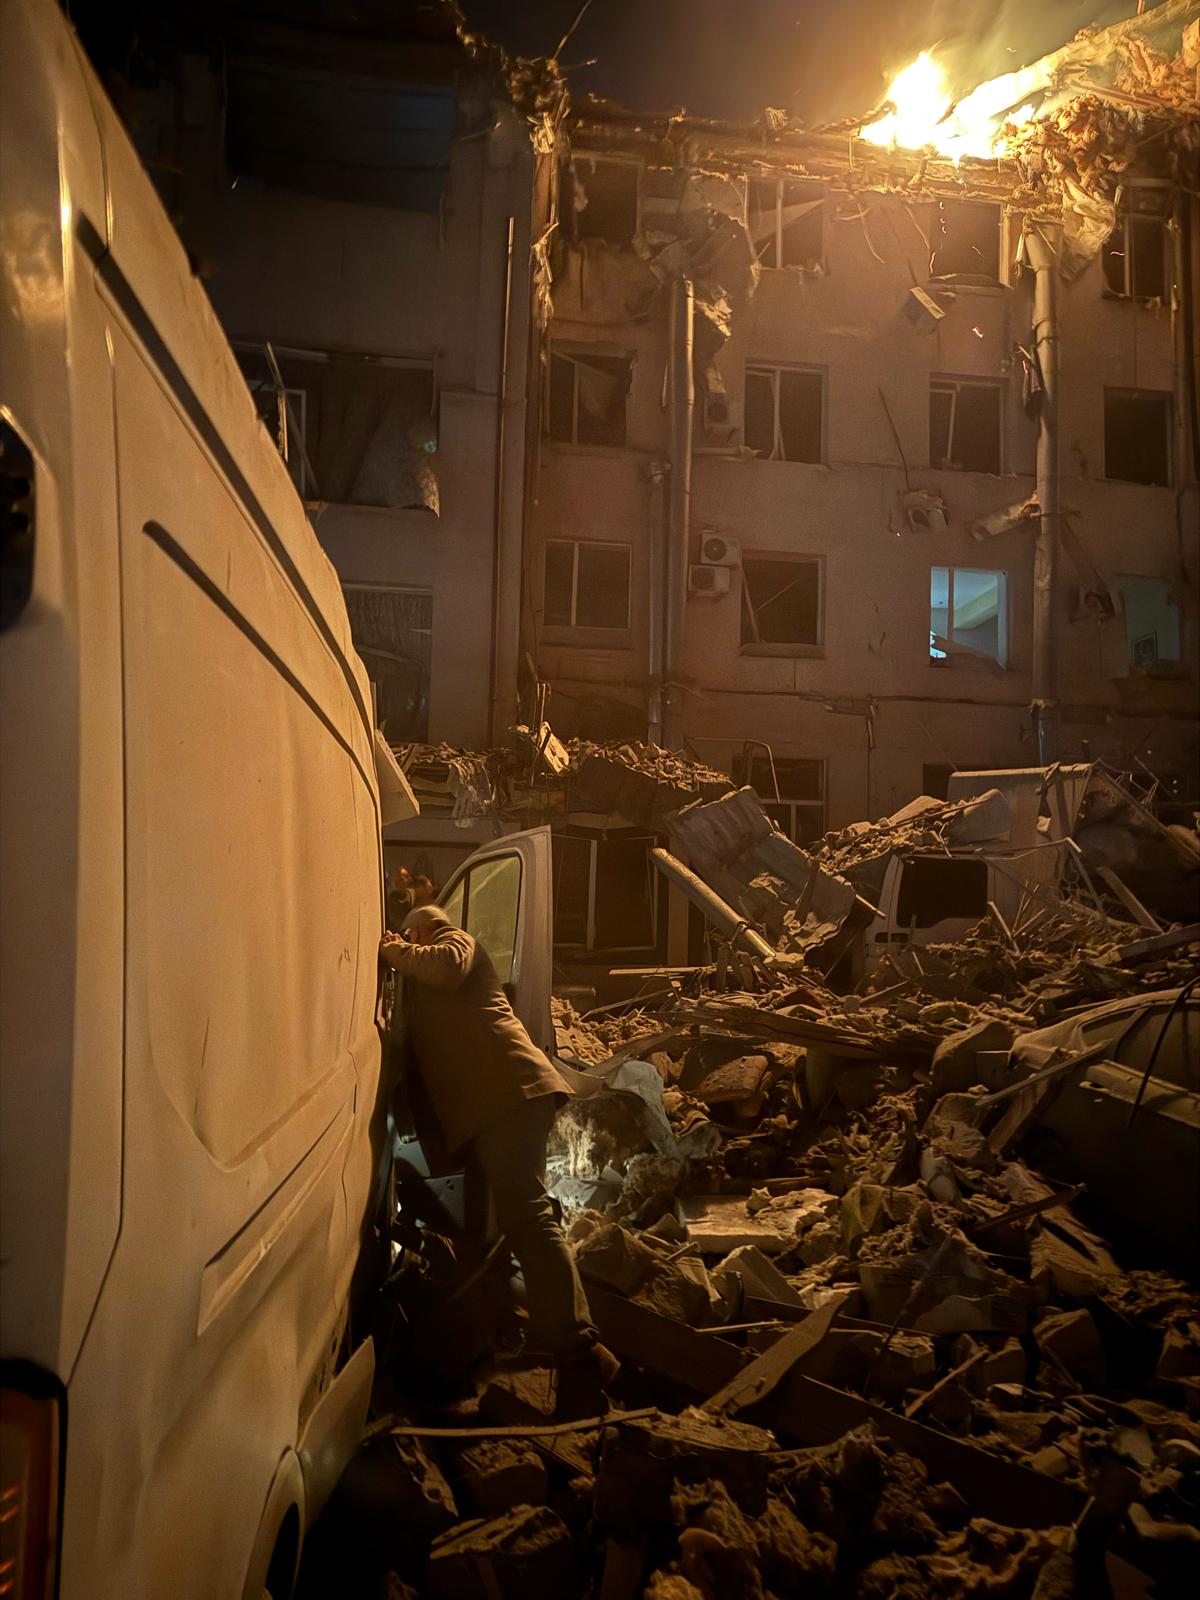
[462,1,1135,125]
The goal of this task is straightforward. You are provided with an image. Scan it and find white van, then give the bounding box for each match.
[1,2,386,1593]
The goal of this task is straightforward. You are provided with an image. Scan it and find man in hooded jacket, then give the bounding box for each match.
[381,904,618,1409]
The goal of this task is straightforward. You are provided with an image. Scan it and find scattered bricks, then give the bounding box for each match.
[573,1222,658,1296]
[713,1245,805,1309]
[1036,1309,1110,1391]
[797,1219,841,1265]
[634,1261,712,1326]
[1156,1323,1200,1383]
[596,1410,776,1537]
[427,1506,579,1600]
[455,1440,547,1519]
[931,1019,1018,1097]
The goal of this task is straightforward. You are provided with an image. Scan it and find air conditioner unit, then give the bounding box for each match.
[699,533,741,567]
[688,563,731,597]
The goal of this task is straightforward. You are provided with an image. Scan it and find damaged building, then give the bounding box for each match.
[525,0,1200,833]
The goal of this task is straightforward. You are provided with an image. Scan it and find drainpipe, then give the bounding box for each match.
[488,214,516,744]
[645,459,668,746]
[663,275,694,751]
[1026,222,1061,764]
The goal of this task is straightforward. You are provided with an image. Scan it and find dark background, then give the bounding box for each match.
[464,1,1135,123]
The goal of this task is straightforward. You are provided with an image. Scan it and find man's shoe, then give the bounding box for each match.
[553,1341,621,1421]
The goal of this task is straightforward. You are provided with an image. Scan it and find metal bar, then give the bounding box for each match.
[650,847,775,962]
[1026,223,1062,762]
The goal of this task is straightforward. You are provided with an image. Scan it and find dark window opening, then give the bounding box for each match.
[921,763,956,801]
[552,829,657,952]
[547,350,630,446]
[235,347,437,511]
[1102,210,1167,301]
[227,64,453,212]
[1104,389,1171,487]
[741,754,827,844]
[342,586,431,742]
[571,157,639,245]
[749,178,824,269]
[929,201,1000,279]
[744,366,823,462]
[741,556,822,650]
[896,857,989,928]
[930,379,1001,474]
[544,540,631,630]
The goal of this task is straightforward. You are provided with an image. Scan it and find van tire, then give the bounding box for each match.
[263,1504,301,1600]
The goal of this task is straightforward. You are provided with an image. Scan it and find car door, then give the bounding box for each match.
[437,825,555,1053]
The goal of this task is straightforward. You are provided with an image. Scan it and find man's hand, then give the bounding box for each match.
[380,931,407,968]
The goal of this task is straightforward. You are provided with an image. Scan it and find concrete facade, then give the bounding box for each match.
[118,8,532,748]
[527,135,1199,833]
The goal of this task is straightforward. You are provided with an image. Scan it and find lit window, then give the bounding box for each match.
[1104,389,1171,486]
[741,554,823,652]
[543,540,631,630]
[748,177,825,270]
[547,349,631,447]
[930,378,1002,474]
[1117,576,1181,667]
[930,566,1007,667]
[744,365,824,462]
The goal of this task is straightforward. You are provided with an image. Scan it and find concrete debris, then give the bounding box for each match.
[350,750,1200,1597]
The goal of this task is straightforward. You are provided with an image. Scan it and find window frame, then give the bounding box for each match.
[569,153,642,245]
[545,346,632,449]
[740,753,828,844]
[552,828,659,955]
[1103,386,1173,487]
[743,362,827,464]
[746,175,826,271]
[740,550,826,658]
[542,538,632,633]
[930,564,1009,669]
[929,375,1004,474]
[1115,574,1183,670]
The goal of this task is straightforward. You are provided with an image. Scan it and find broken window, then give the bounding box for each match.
[552,829,658,953]
[930,378,1002,474]
[741,555,823,651]
[1104,389,1171,487]
[1102,192,1168,301]
[543,540,631,630]
[896,857,990,928]
[930,567,1007,667]
[568,156,639,245]
[748,177,825,270]
[1117,576,1181,667]
[929,201,1001,278]
[744,365,823,462]
[547,349,631,447]
[741,754,827,844]
[341,586,431,741]
[235,346,438,511]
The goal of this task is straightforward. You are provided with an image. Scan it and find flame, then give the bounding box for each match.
[860,50,1050,162]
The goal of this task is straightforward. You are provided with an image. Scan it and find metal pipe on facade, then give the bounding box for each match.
[650,848,776,963]
[662,275,694,751]
[645,459,668,746]
[1026,223,1062,764]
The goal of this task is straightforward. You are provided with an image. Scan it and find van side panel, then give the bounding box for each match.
[56,302,375,1592]
[0,0,125,1376]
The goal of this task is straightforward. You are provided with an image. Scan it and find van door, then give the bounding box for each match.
[437,825,555,1053]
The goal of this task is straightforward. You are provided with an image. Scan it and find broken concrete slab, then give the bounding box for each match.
[573,1222,659,1296]
[679,1195,798,1255]
[596,1409,777,1535]
[1036,1308,1110,1390]
[427,1505,580,1600]
[712,1245,805,1310]
[455,1440,548,1519]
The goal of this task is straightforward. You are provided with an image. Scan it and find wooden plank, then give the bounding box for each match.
[702,1295,848,1417]
[1114,922,1200,963]
[588,1288,1086,1531]
[1097,866,1160,932]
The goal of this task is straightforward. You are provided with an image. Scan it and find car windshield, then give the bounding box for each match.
[1083,999,1200,1091]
